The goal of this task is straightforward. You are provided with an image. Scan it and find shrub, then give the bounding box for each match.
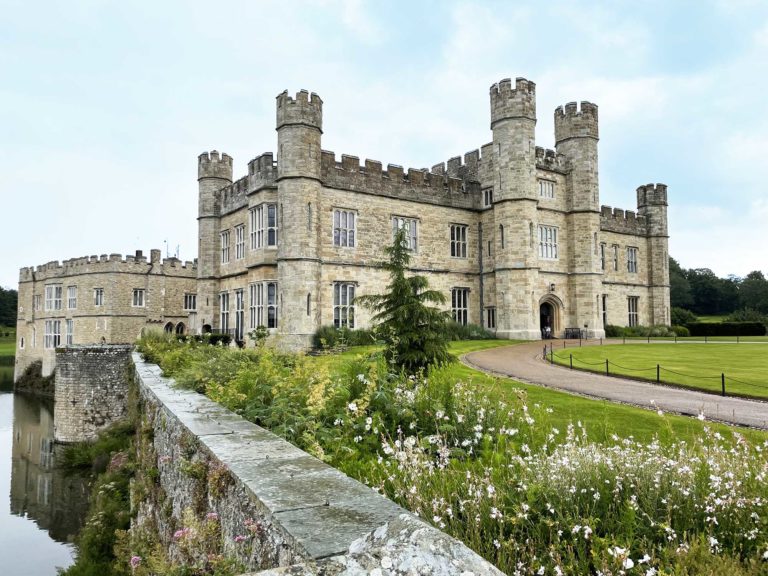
[687,322,766,337]
[442,321,495,341]
[605,325,676,338]
[312,325,377,349]
[671,325,690,337]
[727,308,768,324]
[671,307,698,326]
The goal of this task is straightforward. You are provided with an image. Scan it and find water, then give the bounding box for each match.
[0,382,89,575]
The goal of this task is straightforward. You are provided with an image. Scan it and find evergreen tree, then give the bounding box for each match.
[0,287,17,327]
[356,228,451,373]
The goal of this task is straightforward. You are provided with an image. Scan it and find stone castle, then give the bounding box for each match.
[15,76,670,367]
[189,77,669,348]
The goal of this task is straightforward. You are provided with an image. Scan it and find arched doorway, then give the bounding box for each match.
[175,323,185,335]
[539,296,562,339]
[202,324,212,334]
[164,322,174,333]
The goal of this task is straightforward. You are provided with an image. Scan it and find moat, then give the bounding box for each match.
[0,371,88,575]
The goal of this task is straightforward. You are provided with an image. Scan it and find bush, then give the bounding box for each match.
[687,322,766,337]
[671,325,690,337]
[671,307,698,326]
[312,325,377,349]
[727,308,768,324]
[442,322,495,341]
[605,325,676,338]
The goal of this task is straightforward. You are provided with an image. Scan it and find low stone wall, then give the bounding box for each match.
[54,345,133,443]
[133,352,503,575]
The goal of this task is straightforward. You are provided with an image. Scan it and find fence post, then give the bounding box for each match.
[543,345,547,361]
[570,354,573,369]
[705,335,708,344]
[737,335,740,344]
[675,335,677,344]
[563,340,566,349]
[721,373,725,397]
[600,337,603,346]
[657,364,660,383]
[550,346,554,364]
[606,359,609,376]
[648,334,650,344]
[623,336,626,345]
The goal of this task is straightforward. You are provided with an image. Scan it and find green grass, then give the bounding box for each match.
[0,328,15,367]
[308,341,768,445]
[696,314,728,323]
[551,343,768,399]
[616,335,768,342]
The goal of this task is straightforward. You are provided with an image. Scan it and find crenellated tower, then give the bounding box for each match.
[555,102,603,337]
[490,78,540,339]
[637,183,670,325]
[198,150,232,332]
[275,90,323,348]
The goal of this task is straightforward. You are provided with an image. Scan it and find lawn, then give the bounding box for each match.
[0,328,15,366]
[307,340,768,445]
[550,342,768,399]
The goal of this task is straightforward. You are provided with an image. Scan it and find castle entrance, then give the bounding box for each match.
[539,297,561,338]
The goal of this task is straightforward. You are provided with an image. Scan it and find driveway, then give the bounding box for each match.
[463,340,768,429]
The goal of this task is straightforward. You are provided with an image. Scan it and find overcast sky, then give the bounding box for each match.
[1,0,766,289]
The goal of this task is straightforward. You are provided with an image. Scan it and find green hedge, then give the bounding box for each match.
[687,322,766,337]
[312,325,377,348]
[605,325,676,338]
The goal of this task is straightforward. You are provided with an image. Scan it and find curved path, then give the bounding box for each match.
[464,340,768,430]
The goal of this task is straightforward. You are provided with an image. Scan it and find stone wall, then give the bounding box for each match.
[132,352,504,575]
[54,345,133,443]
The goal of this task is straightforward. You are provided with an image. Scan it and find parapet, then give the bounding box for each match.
[599,205,648,236]
[276,89,323,132]
[637,183,668,208]
[321,150,477,210]
[554,101,599,143]
[535,147,567,172]
[198,150,233,181]
[490,77,536,126]
[20,249,198,282]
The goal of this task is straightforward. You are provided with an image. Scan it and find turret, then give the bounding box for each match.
[637,183,670,325]
[276,90,323,181]
[198,151,232,218]
[636,183,668,237]
[554,102,599,212]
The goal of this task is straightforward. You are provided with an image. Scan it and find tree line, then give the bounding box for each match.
[0,287,17,327]
[670,257,768,317]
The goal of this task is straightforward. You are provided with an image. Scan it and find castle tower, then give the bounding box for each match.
[490,78,541,339]
[197,150,232,332]
[275,90,323,349]
[637,183,670,325]
[555,102,603,337]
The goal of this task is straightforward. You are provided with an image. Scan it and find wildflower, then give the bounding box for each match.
[348,402,358,413]
[645,569,658,576]
[234,535,247,543]
[130,556,142,569]
[697,412,706,421]
[206,512,219,521]
[623,557,635,569]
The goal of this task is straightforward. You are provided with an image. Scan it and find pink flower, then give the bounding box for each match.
[234,534,248,543]
[130,556,142,569]
[206,512,219,521]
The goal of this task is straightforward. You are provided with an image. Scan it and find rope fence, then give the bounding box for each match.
[541,343,766,398]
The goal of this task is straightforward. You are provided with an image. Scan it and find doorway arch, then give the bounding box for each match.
[539,295,563,338]
[164,322,174,334]
[175,323,185,335]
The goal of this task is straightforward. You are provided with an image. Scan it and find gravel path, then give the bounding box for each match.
[464,340,768,430]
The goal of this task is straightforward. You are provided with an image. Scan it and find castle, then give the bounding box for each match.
[15,250,197,378]
[188,77,670,348]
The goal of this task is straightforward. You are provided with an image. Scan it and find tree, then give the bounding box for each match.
[669,257,693,309]
[356,228,451,373]
[738,271,768,314]
[0,287,17,327]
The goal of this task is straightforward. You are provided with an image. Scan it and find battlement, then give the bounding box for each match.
[637,183,668,208]
[554,101,599,143]
[198,150,233,180]
[431,148,485,182]
[490,77,536,125]
[19,249,197,282]
[600,205,648,235]
[248,152,277,179]
[321,150,478,209]
[535,147,567,172]
[276,89,323,131]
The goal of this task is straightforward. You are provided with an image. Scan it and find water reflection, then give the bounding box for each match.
[0,366,13,392]
[10,393,89,545]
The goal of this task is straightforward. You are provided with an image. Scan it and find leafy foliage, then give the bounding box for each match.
[355,228,452,373]
[671,306,698,326]
[0,286,17,327]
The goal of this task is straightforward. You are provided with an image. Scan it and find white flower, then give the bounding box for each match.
[623,558,635,569]
[348,402,358,412]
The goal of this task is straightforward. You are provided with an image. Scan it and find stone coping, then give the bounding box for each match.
[132,352,503,575]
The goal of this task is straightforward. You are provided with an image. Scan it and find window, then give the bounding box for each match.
[539,179,555,199]
[333,282,355,328]
[600,243,606,270]
[612,245,619,271]
[249,208,258,249]
[486,307,496,329]
[184,293,197,311]
[483,188,493,207]
[33,294,42,311]
[499,224,505,249]
[219,292,230,332]
[451,288,469,326]
[538,225,558,259]
[19,337,24,350]
[234,289,244,341]
[602,294,608,327]
[333,209,356,247]
[132,289,145,307]
[250,282,278,328]
[235,225,245,260]
[220,230,230,263]
[392,217,418,251]
[44,285,62,311]
[627,247,638,273]
[487,240,492,257]
[65,319,74,346]
[67,286,77,309]
[251,204,278,248]
[450,224,468,258]
[94,288,104,307]
[628,296,639,327]
[44,320,61,349]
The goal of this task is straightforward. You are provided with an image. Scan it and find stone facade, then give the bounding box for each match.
[193,77,670,348]
[15,249,197,379]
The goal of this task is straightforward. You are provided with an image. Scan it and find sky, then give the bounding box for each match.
[1,0,766,289]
